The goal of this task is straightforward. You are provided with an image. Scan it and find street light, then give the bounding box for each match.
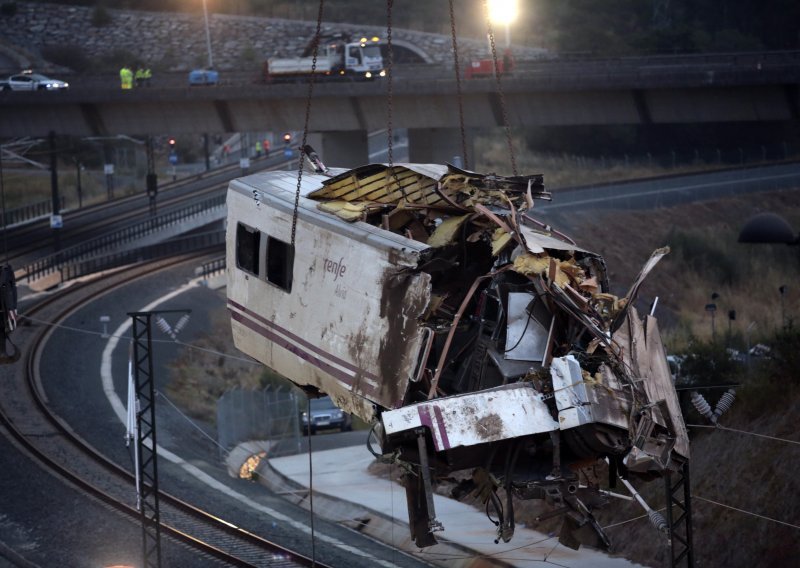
[201,0,214,68]
[487,0,519,48]
[706,292,719,341]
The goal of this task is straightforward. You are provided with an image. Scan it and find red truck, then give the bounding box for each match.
[465,50,515,79]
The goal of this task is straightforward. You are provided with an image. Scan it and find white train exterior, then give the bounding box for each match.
[226,163,689,549]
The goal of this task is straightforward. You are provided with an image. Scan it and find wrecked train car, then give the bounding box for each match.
[226,163,689,549]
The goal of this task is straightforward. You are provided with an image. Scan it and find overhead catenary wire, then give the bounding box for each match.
[157,390,227,453]
[687,422,800,446]
[18,313,260,365]
[693,495,800,530]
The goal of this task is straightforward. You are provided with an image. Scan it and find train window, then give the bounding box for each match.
[236,223,260,276]
[266,236,293,292]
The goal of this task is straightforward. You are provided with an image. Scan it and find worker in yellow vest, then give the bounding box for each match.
[120,66,133,89]
[143,67,152,87]
[134,67,145,87]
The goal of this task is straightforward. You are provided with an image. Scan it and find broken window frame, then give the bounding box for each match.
[235,222,261,276]
[265,236,294,293]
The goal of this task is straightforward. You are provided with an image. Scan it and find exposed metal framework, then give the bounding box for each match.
[666,462,695,568]
[130,311,163,568]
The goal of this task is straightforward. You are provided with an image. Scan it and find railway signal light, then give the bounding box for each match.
[283,132,292,145]
[168,137,176,147]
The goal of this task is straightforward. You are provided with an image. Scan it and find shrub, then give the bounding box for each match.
[667,228,741,285]
[677,337,743,388]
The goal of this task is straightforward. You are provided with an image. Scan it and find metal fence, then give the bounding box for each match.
[24,192,226,281]
[198,256,226,280]
[3,196,64,227]
[59,230,224,282]
[216,386,302,459]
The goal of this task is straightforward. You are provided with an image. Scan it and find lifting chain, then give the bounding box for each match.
[448,0,469,170]
[384,0,407,200]
[291,0,325,247]
[483,0,518,176]
[385,0,396,169]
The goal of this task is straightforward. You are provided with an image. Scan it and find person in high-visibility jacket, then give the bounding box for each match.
[143,67,152,87]
[255,140,262,157]
[134,68,145,87]
[120,66,133,89]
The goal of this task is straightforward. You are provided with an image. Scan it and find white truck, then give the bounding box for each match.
[262,36,385,82]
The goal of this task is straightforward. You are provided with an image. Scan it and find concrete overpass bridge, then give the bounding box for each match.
[2,51,799,166]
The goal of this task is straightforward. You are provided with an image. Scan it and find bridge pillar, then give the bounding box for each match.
[408,128,474,168]
[307,131,369,169]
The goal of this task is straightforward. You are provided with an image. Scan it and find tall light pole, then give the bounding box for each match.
[487,0,518,48]
[202,0,213,68]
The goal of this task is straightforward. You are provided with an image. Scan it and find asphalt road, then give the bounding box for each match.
[33,261,431,568]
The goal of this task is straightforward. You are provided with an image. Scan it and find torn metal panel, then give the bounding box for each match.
[551,355,596,430]
[504,292,549,362]
[611,246,669,333]
[381,383,560,451]
[644,314,690,459]
[519,224,590,255]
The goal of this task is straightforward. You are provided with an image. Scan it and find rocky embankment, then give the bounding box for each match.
[0,1,546,73]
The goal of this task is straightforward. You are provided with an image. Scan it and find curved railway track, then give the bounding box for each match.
[0,252,331,567]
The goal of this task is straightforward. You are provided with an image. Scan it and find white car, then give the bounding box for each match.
[0,72,69,91]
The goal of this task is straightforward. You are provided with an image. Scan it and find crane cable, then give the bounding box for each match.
[288,3,326,561]
[482,0,518,176]
[385,0,396,170]
[384,0,409,202]
[448,0,469,170]
[290,0,325,249]
[0,146,7,263]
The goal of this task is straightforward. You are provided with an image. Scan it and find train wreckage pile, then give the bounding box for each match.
[309,163,689,548]
[227,161,690,550]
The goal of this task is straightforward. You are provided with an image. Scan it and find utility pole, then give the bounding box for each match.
[104,144,114,199]
[74,158,83,209]
[665,463,695,568]
[128,309,190,568]
[203,133,210,171]
[49,131,62,252]
[129,311,162,568]
[145,136,157,216]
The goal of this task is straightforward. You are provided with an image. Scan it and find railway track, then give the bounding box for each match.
[5,153,282,276]
[0,252,330,567]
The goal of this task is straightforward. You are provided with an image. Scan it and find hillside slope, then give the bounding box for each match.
[557,188,799,343]
[540,188,800,567]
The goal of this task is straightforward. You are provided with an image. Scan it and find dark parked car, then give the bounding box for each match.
[301,396,352,434]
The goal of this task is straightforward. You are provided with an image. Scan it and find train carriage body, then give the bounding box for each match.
[226,163,689,549]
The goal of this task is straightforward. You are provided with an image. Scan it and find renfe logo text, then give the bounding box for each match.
[323,257,347,281]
